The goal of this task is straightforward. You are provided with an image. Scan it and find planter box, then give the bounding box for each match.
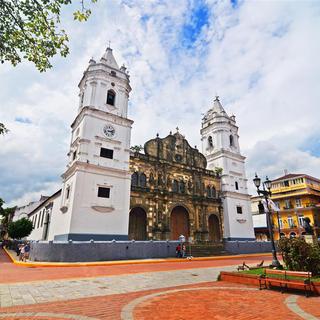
[220,271,320,295]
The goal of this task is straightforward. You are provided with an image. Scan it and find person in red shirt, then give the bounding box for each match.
[176,244,182,258]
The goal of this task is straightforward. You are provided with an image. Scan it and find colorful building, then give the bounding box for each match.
[270,173,320,240]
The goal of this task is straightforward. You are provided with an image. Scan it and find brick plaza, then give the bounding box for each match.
[0,250,319,320]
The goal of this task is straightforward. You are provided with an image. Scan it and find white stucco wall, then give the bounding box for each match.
[201,100,255,240]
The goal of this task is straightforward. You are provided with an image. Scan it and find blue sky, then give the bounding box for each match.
[0,0,320,206]
[181,1,209,48]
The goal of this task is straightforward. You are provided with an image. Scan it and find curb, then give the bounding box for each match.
[3,248,271,268]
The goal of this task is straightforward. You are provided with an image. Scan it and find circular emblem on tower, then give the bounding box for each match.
[103,124,116,138]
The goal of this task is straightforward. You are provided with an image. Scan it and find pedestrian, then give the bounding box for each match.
[19,244,25,261]
[24,242,30,261]
[16,244,21,257]
[182,243,186,258]
[176,243,181,258]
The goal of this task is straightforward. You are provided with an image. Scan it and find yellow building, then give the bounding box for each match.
[270,173,320,240]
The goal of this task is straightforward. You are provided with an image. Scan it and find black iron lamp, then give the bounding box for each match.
[263,176,272,191]
[253,173,281,268]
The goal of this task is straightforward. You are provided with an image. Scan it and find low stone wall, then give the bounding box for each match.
[30,240,179,262]
[29,240,274,262]
[224,241,273,254]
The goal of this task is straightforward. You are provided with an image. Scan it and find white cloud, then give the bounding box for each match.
[0,0,320,205]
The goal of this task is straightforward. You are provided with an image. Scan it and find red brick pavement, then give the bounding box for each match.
[133,285,303,320]
[0,249,271,284]
[0,282,318,320]
[297,296,320,318]
[2,249,318,319]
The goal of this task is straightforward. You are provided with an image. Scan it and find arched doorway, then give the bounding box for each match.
[128,207,147,240]
[208,214,221,242]
[170,206,189,240]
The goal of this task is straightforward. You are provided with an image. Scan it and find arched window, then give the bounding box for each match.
[149,172,154,184]
[207,186,212,198]
[131,172,138,187]
[172,180,179,192]
[106,90,115,106]
[229,135,234,147]
[208,136,213,148]
[139,173,147,188]
[211,186,216,198]
[80,92,84,106]
[179,181,185,193]
[235,181,239,190]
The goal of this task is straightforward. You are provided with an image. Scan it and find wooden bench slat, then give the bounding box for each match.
[285,271,311,277]
[259,268,312,297]
[265,270,285,275]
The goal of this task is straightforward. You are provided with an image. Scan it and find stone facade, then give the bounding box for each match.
[128,130,223,242]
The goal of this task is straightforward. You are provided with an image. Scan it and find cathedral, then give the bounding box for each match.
[129,130,222,242]
[19,47,254,243]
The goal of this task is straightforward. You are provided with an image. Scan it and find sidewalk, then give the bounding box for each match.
[4,247,270,268]
[0,249,272,285]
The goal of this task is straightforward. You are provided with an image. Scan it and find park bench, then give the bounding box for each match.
[259,269,312,297]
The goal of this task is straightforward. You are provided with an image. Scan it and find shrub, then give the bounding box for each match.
[278,237,320,275]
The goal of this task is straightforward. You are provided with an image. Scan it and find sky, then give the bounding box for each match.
[1,0,320,207]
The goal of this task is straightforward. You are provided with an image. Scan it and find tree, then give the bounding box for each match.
[7,218,33,239]
[214,167,223,177]
[130,145,143,153]
[0,0,97,72]
[0,199,16,238]
[0,123,8,135]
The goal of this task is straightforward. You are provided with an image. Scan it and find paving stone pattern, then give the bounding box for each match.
[0,266,235,307]
[1,250,319,320]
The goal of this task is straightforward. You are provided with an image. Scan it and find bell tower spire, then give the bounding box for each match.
[201,97,255,241]
[78,45,131,118]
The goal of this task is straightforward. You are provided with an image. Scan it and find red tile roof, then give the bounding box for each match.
[272,173,320,183]
[272,174,304,182]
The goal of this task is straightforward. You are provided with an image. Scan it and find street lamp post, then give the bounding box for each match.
[253,173,281,268]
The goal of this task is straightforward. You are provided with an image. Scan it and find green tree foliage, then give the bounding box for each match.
[0,0,97,72]
[8,218,33,239]
[0,198,16,238]
[214,167,223,176]
[130,145,143,153]
[0,123,8,135]
[278,237,320,275]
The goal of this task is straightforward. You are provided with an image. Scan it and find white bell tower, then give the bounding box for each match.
[201,97,255,241]
[56,46,133,241]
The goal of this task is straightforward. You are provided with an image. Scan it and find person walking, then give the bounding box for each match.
[176,244,182,258]
[16,244,21,257]
[19,244,25,261]
[24,242,30,261]
[182,243,186,258]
